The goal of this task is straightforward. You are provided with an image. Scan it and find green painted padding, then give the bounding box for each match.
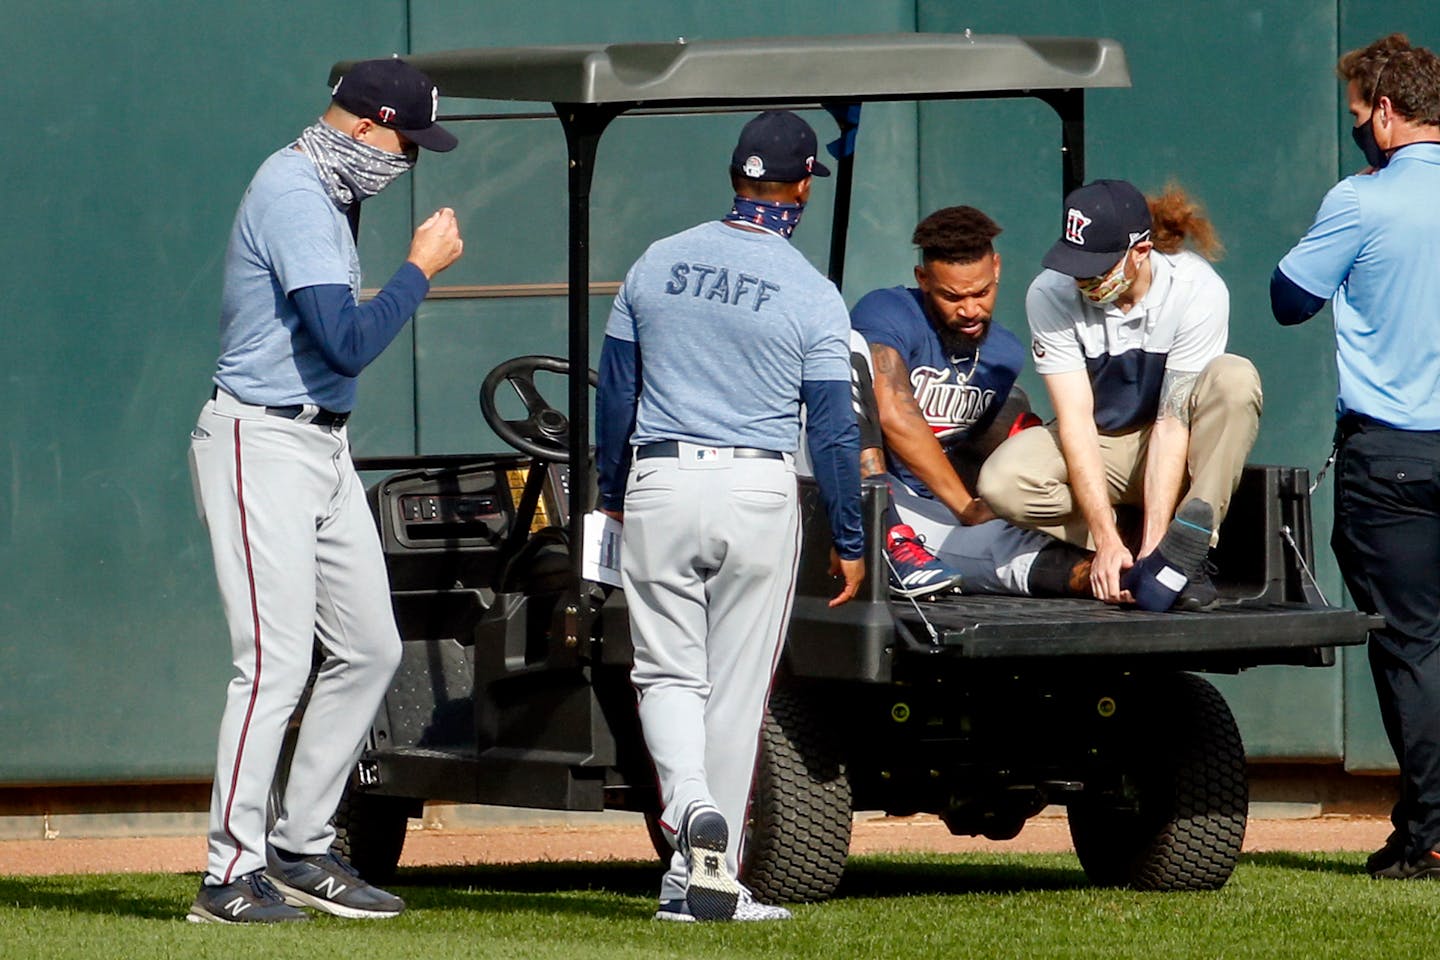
[0,0,410,782]
[6,0,1435,783]
[1210,667,1344,761]
[410,0,917,50]
[405,0,924,305]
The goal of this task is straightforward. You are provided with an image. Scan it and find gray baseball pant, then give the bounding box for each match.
[888,477,1051,595]
[622,445,801,903]
[189,390,401,885]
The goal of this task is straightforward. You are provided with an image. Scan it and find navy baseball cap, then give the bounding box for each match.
[1042,179,1152,277]
[331,57,458,153]
[730,111,832,182]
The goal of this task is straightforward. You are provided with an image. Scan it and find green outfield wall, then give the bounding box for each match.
[2,1,1436,783]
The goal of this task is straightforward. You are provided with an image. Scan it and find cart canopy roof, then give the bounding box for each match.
[331,33,1129,107]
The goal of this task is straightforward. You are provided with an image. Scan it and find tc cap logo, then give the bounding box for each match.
[741,155,765,178]
[378,105,397,123]
[1064,207,1092,245]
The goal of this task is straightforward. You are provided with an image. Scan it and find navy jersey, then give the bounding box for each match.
[851,286,1024,499]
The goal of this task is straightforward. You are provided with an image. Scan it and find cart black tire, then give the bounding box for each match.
[1068,672,1248,891]
[740,686,852,903]
[331,784,412,886]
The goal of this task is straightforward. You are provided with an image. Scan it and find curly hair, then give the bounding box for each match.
[1337,33,1412,101]
[1148,183,1223,262]
[911,206,1002,265]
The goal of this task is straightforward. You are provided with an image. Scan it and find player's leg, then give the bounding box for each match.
[877,477,963,597]
[268,441,402,860]
[189,403,324,888]
[1026,539,1095,597]
[887,480,1010,592]
[1185,354,1263,535]
[264,447,406,919]
[623,457,714,904]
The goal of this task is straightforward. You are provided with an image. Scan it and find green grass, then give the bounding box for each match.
[4,852,1440,960]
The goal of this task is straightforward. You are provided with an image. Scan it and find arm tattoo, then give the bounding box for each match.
[859,447,886,478]
[871,345,929,428]
[1158,370,1200,427]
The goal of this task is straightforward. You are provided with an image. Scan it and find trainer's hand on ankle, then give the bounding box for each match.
[1091,538,1134,604]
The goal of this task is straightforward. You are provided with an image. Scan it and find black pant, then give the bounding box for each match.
[1333,416,1440,855]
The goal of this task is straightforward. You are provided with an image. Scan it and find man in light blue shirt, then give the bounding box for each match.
[1273,38,1440,880]
[188,57,462,923]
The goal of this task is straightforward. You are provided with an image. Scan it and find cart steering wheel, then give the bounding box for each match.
[479,355,598,463]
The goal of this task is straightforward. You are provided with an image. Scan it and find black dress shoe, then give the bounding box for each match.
[1366,833,1407,876]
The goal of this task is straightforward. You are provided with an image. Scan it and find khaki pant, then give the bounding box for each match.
[977,354,1262,548]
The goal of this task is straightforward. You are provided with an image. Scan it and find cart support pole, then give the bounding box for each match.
[1039,89,1086,196]
[823,103,861,289]
[557,104,618,624]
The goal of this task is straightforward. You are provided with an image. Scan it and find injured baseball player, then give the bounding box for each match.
[846,206,1094,599]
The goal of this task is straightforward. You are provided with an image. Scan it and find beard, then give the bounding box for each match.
[932,317,987,359]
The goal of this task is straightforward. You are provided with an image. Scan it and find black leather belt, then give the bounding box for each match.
[212,386,350,428]
[636,441,783,460]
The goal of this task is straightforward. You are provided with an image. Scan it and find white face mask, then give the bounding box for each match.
[1077,252,1134,304]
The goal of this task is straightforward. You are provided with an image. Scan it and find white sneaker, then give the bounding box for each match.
[732,887,792,921]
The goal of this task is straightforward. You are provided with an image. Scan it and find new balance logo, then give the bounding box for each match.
[315,876,349,898]
[223,896,253,918]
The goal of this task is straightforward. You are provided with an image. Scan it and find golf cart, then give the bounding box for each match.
[327,34,1374,899]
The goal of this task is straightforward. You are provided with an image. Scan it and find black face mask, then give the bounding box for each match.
[1352,117,1390,170]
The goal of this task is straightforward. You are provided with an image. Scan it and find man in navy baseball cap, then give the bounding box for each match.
[730,110,831,182]
[184,52,464,924]
[331,57,457,153]
[1041,178,1152,278]
[980,175,1262,616]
